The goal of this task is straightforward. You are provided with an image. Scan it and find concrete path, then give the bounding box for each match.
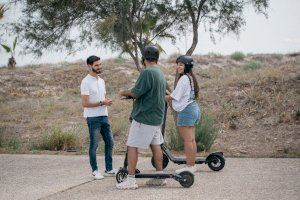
[0,154,299,200]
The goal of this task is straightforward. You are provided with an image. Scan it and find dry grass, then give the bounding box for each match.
[0,53,299,156]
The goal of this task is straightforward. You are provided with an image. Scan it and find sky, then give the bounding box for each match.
[0,0,300,67]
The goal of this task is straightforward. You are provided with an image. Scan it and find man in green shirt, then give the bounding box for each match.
[117,46,167,189]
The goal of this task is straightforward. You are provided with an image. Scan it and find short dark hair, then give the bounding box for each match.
[86,55,100,65]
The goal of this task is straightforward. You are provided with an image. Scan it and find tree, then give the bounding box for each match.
[14,0,177,71]
[175,0,269,55]
[0,4,6,20]
[0,3,8,42]
[1,37,17,69]
[95,0,177,70]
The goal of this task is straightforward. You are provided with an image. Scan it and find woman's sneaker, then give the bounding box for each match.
[92,170,104,180]
[104,168,119,177]
[175,165,197,174]
[116,176,138,190]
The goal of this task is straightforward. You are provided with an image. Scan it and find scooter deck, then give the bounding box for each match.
[171,157,205,164]
[135,173,181,179]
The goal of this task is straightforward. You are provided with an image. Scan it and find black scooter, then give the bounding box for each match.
[151,101,225,171]
[116,146,194,188]
[116,98,194,188]
[151,144,225,171]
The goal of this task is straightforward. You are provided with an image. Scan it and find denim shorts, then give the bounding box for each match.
[177,101,201,126]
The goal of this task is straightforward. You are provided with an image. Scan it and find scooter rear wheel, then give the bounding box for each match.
[151,153,169,169]
[178,171,194,188]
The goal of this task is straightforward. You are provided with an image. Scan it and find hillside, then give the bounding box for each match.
[0,53,299,157]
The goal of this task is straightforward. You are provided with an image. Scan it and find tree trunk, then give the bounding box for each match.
[133,56,141,72]
[186,23,198,56]
[8,56,16,69]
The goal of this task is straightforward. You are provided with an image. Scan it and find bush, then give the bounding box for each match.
[166,126,184,151]
[114,57,126,64]
[0,128,21,151]
[0,128,3,148]
[6,136,21,150]
[32,127,79,151]
[195,113,219,152]
[243,60,262,70]
[230,51,245,61]
[166,112,219,152]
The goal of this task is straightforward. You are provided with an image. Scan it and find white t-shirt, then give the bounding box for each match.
[171,75,194,112]
[80,74,108,118]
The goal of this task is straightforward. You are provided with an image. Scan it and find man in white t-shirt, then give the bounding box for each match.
[80,55,117,179]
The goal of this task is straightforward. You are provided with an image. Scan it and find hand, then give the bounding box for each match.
[103,98,113,106]
[118,91,124,97]
[166,90,171,95]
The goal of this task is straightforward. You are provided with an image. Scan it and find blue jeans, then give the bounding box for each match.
[86,116,114,172]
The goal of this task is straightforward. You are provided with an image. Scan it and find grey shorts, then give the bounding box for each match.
[126,120,164,149]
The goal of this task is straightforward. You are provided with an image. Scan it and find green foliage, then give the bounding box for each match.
[1,37,17,55]
[166,126,184,151]
[176,0,269,55]
[231,51,245,61]
[13,0,269,67]
[1,44,10,53]
[13,37,17,50]
[6,136,20,150]
[0,128,21,151]
[32,127,80,151]
[195,113,219,152]
[243,60,262,70]
[15,0,176,70]
[167,112,219,152]
[0,128,3,148]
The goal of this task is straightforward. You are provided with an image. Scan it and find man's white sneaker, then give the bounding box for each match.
[175,165,197,174]
[104,168,119,177]
[116,177,138,190]
[146,178,167,186]
[92,170,104,180]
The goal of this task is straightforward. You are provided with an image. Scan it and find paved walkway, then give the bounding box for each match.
[0,154,299,200]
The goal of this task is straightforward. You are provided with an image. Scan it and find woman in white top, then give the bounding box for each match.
[166,55,201,174]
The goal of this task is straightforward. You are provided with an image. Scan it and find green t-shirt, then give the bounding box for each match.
[131,66,166,126]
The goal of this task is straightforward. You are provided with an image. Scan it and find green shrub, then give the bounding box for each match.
[114,57,126,64]
[243,60,262,70]
[230,51,245,61]
[166,126,184,151]
[195,113,219,152]
[166,112,219,152]
[32,127,79,151]
[0,128,21,151]
[6,136,21,150]
[0,128,3,148]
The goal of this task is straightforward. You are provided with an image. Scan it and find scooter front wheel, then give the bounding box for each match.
[116,168,128,183]
[178,171,194,188]
[151,153,169,169]
[207,154,225,171]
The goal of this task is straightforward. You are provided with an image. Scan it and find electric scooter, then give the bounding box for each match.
[151,101,225,171]
[116,97,194,188]
[116,151,194,188]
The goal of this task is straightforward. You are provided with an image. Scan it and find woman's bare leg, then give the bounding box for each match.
[178,126,196,166]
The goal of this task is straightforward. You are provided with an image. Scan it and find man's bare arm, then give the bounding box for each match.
[119,90,136,98]
[81,96,112,107]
